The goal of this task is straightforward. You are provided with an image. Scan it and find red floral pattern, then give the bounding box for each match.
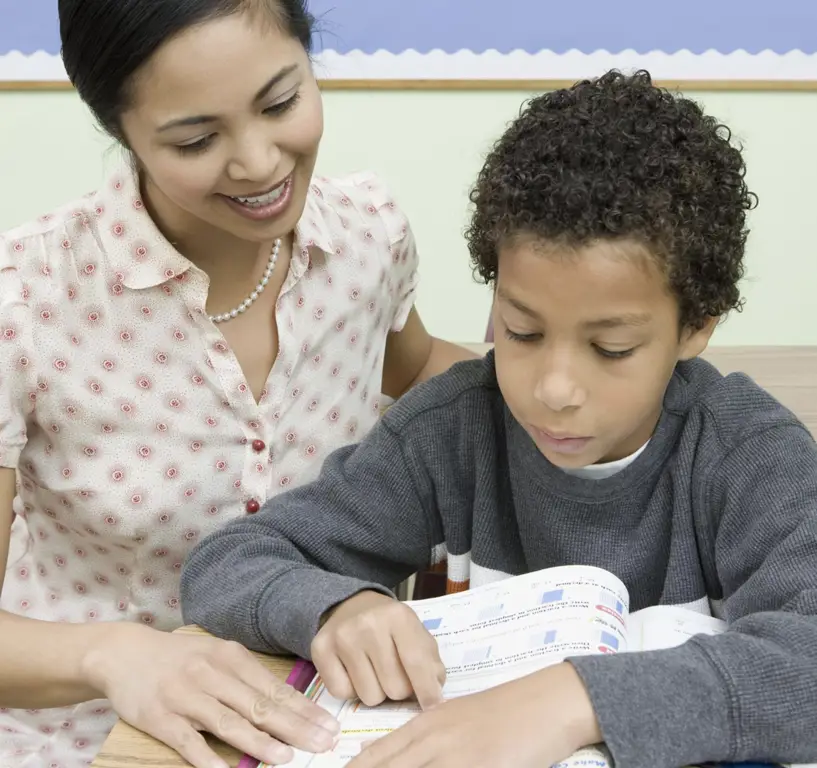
[0,166,418,765]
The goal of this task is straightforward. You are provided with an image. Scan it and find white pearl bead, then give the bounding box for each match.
[207,238,280,325]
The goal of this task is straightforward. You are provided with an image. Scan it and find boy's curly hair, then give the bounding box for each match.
[465,70,757,329]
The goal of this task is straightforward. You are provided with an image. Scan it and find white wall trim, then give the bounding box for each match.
[3,49,817,83]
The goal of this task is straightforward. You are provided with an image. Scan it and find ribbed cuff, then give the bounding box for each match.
[254,568,394,659]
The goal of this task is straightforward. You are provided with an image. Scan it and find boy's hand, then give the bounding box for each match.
[347,661,601,768]
[311,591,446,710]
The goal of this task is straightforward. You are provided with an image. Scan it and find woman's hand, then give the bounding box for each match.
[83,623,340,768]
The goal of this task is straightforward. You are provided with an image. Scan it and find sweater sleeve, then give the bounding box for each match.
[180,418,441,658]
[568,424,817,767]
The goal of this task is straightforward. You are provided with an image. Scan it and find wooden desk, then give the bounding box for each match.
[91,625,295,768]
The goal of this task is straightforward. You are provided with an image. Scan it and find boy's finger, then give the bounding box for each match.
[343,649,387,707]
[370,638,414,702]
[394,630,445,710]
[313,650,357,702]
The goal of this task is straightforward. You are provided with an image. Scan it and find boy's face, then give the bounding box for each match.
[493,237,716,468]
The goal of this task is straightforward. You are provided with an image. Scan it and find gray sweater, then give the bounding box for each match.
[181,353,817,768]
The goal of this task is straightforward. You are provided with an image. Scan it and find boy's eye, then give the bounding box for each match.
[594,345,635,359]
[503,328,635,358]
[504,329,541,343]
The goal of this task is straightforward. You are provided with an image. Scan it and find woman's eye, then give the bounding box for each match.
[176,136,213,155]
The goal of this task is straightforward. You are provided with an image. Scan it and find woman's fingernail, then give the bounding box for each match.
[310,728,336,751]
[320,716,341,734]
[266,744,294,764]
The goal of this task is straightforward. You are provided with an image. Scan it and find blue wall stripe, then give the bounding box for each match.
[1,0,814,57]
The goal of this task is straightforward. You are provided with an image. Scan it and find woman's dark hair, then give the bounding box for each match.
[59,0,315,139]
[466,70,758,329]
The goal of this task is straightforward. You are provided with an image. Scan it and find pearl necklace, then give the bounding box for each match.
[209,238,281,324]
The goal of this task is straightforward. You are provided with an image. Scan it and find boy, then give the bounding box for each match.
[181,71,817,768]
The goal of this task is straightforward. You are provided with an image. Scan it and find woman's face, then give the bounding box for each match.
[119,11,323,245]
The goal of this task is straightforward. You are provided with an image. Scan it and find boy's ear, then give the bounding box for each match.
[678,316,718,361]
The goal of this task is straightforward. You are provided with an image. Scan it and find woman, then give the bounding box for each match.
[0,1,474,766]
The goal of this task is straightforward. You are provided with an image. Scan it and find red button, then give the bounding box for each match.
[246,499,260,514]
[252,439,266,453]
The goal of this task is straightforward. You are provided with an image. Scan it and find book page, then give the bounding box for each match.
[554,745,613,767]
[627,604,726,652]
[273,565,629,767]
[406,564,630,696]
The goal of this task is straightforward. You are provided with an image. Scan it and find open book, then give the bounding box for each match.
[244,564,795,768]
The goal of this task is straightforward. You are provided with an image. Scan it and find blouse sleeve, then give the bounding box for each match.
[0,236,37,468]
[349,172,421,333]
[386,215,421,333]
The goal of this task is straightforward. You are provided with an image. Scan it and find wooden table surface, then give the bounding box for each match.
[91,625,296,768]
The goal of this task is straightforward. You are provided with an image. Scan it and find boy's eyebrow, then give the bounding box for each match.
[582,313,653,329]
[496,288,542,319]
[156,64,299,132]
[496,289,652,328]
